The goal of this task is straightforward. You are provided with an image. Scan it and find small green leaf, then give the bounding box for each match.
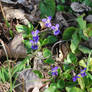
[77,15,86,30]
[57,5,64,11]
[87,58,92,71]
[44,85,56,92]
[79,60,87,68]
[43,48,52,58]
[62,27,77,40]
[27,23,34,32]
[57,80,65,89]
[16,24,28,33]
[79,45,92,54]
[70,32,81,53]
[78,77,85,90]
[39,0,56,17]
[64,52,77,64]
[41,35,57,46]
[33,70,43,78]
[66,87,83,92]
[88,88,92,92]
[44,57,55,64]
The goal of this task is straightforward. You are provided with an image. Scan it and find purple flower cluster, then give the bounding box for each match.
[72,68,87,82]
[30,30,39,50]
[51,66,58,76]
[42,16,60,36]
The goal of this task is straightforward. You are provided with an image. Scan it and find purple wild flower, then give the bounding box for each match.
[30,40,38,50]
[80,72,87,77]
[51,24,60,35]
[51,66,58,76]
[42,16,52,27]
[80,68,87,72]
[72,76,80,82]
[31,30,39,41]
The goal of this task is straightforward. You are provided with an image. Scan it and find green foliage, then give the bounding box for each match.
[79,45,92,54]
[66,87,83,92]
[70,32,81,53]
[57,5,64,11]
[78,77,85,90]
[16,24,28,33]
[64,52,77,64]
[44,57,55,64]
[79,60,87,68]
[62,27,77,40]
[39,0,56,17]
[43,48,52,58]
[41,35,57,46]
[33,70,43,78]
[84,0,92,7]
[77,15,86,30]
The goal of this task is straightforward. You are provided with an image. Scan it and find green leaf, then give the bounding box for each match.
[44,86,56,92]
[44,57,55,64]
[79,30,88,40]
[39,0,56,17]
[88,88,92,92]
[64,52,77,64]
[43,48,52,58]
[33,70,43,78]
[41,35,57,46]
[79,60,87,68]
[84,0,92,7]
[87,58,92,71]
[78,77,85,90]
[62,27,77,40]
[27,23,34,32]
[66,87,83,92]
[79,45,92,54]
[16,24,28,33]
[57,5,64,11]
[77,15,86,30]
[85,23,92,37]
[23,40,31,49]
[70,32,81,53]
[87,72,92,80]
[57,80,65,89]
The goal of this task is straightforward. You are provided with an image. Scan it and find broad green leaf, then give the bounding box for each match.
[57,80,65,89]
[78,77,85,90]
[43,48,52,58]
[62,27,77,40]
[88,88,92,92]
[85,24,92,37]
[70,32,81,53]
[23,40,32,49]
[16,24,28,33]
[77,15,86,30]
[41,35,57,46]
[33,70,43,78]
[62,70,71,79]
[39,0,56,17]
[57,5,64,11]
[27,23,34,31]
[44,57,55,64]
[87,58,92,71]
[66,87,83,92]
[79,60,87,68]
[64,52,77,64]
[44,85,56,92]
[79,30,88,40]
[87,72,92,80]
[84,0,92,7]
[79,45,92,54]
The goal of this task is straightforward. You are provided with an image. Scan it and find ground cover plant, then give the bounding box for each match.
[0,0,92,92]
